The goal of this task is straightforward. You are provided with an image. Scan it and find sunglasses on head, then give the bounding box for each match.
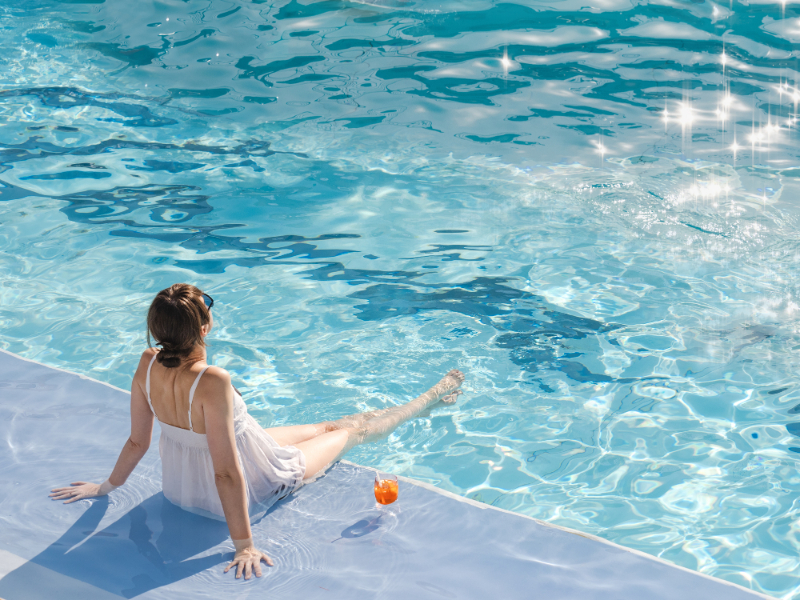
[202,293,214,310]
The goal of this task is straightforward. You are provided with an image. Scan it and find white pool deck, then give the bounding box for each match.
[0,349,771,599]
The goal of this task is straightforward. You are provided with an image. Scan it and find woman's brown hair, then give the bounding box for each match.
[147,283,210,369]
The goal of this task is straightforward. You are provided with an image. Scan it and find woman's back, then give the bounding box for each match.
[136,349,306,520]
[142,348,214,434]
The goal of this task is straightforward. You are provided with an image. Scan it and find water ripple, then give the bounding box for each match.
[2,0,800,597]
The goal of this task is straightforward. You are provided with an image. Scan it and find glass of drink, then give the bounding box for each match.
[374,472,398,505]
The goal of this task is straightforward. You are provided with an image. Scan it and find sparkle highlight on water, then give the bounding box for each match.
[2,0,800,597]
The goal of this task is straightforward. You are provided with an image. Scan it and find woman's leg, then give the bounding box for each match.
[266,371,463,447]
[264,423,327,447]
[264,411,393,447]
[265,408,392,447]
[294,429,353,480]
[295,370,464,479]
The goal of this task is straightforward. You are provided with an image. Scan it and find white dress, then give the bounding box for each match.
[145,354,306,520]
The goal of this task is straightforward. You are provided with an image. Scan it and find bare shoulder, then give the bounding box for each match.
[140,347,158,364]
[203,365,231,385]
[133,347,158,383]
[198,365,233,405]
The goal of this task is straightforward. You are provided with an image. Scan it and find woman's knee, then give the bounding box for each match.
[319,420,338,434]
[343,424,369,445]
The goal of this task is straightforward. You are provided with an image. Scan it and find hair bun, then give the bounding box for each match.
[147,283,209,369]
[155,345,183,368]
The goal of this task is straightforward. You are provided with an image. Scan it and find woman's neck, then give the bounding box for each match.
[183,345,207,367]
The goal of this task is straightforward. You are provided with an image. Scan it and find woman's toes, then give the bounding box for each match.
[445,369,465,385]
[440,390,462,405]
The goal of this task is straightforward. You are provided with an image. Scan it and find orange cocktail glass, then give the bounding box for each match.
[374,473,398,505]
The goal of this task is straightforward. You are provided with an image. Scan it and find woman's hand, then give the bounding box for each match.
[225,538,273,580]
[49,479,117,503]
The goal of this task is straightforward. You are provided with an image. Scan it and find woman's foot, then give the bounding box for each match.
[440,390,462,405]
[425,369,465,404]
[445,369,465,386]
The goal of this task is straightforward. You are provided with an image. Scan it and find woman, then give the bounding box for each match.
[50,284,464,580]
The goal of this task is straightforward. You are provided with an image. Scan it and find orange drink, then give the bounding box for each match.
[374,473,398,505]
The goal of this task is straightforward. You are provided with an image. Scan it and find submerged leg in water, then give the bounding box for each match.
[278,370,465,479]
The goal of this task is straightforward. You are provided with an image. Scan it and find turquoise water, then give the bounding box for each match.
[2,0,800,596]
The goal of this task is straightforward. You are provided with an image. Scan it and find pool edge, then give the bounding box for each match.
[0,348,777,600]
[355,463,775,600]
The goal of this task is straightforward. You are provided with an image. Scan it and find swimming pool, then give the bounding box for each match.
[1,0,799,596]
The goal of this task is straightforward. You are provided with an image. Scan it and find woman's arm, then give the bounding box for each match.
[203,367,272,580]
[204,369,249,538]
[107,375,155,485]
[50,352,154,503]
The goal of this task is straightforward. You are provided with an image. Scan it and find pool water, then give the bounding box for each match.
[2,0,800,596]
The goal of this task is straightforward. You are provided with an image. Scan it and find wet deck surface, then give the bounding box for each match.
[0,350,769,599]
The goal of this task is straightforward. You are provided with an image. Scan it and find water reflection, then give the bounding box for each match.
[3,0,799,163]
[3,1,800,596]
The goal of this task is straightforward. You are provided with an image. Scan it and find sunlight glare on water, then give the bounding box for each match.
[2,0,800,596]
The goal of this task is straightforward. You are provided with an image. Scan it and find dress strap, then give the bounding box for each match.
[145,353,158,416]
[187,366,210,432]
